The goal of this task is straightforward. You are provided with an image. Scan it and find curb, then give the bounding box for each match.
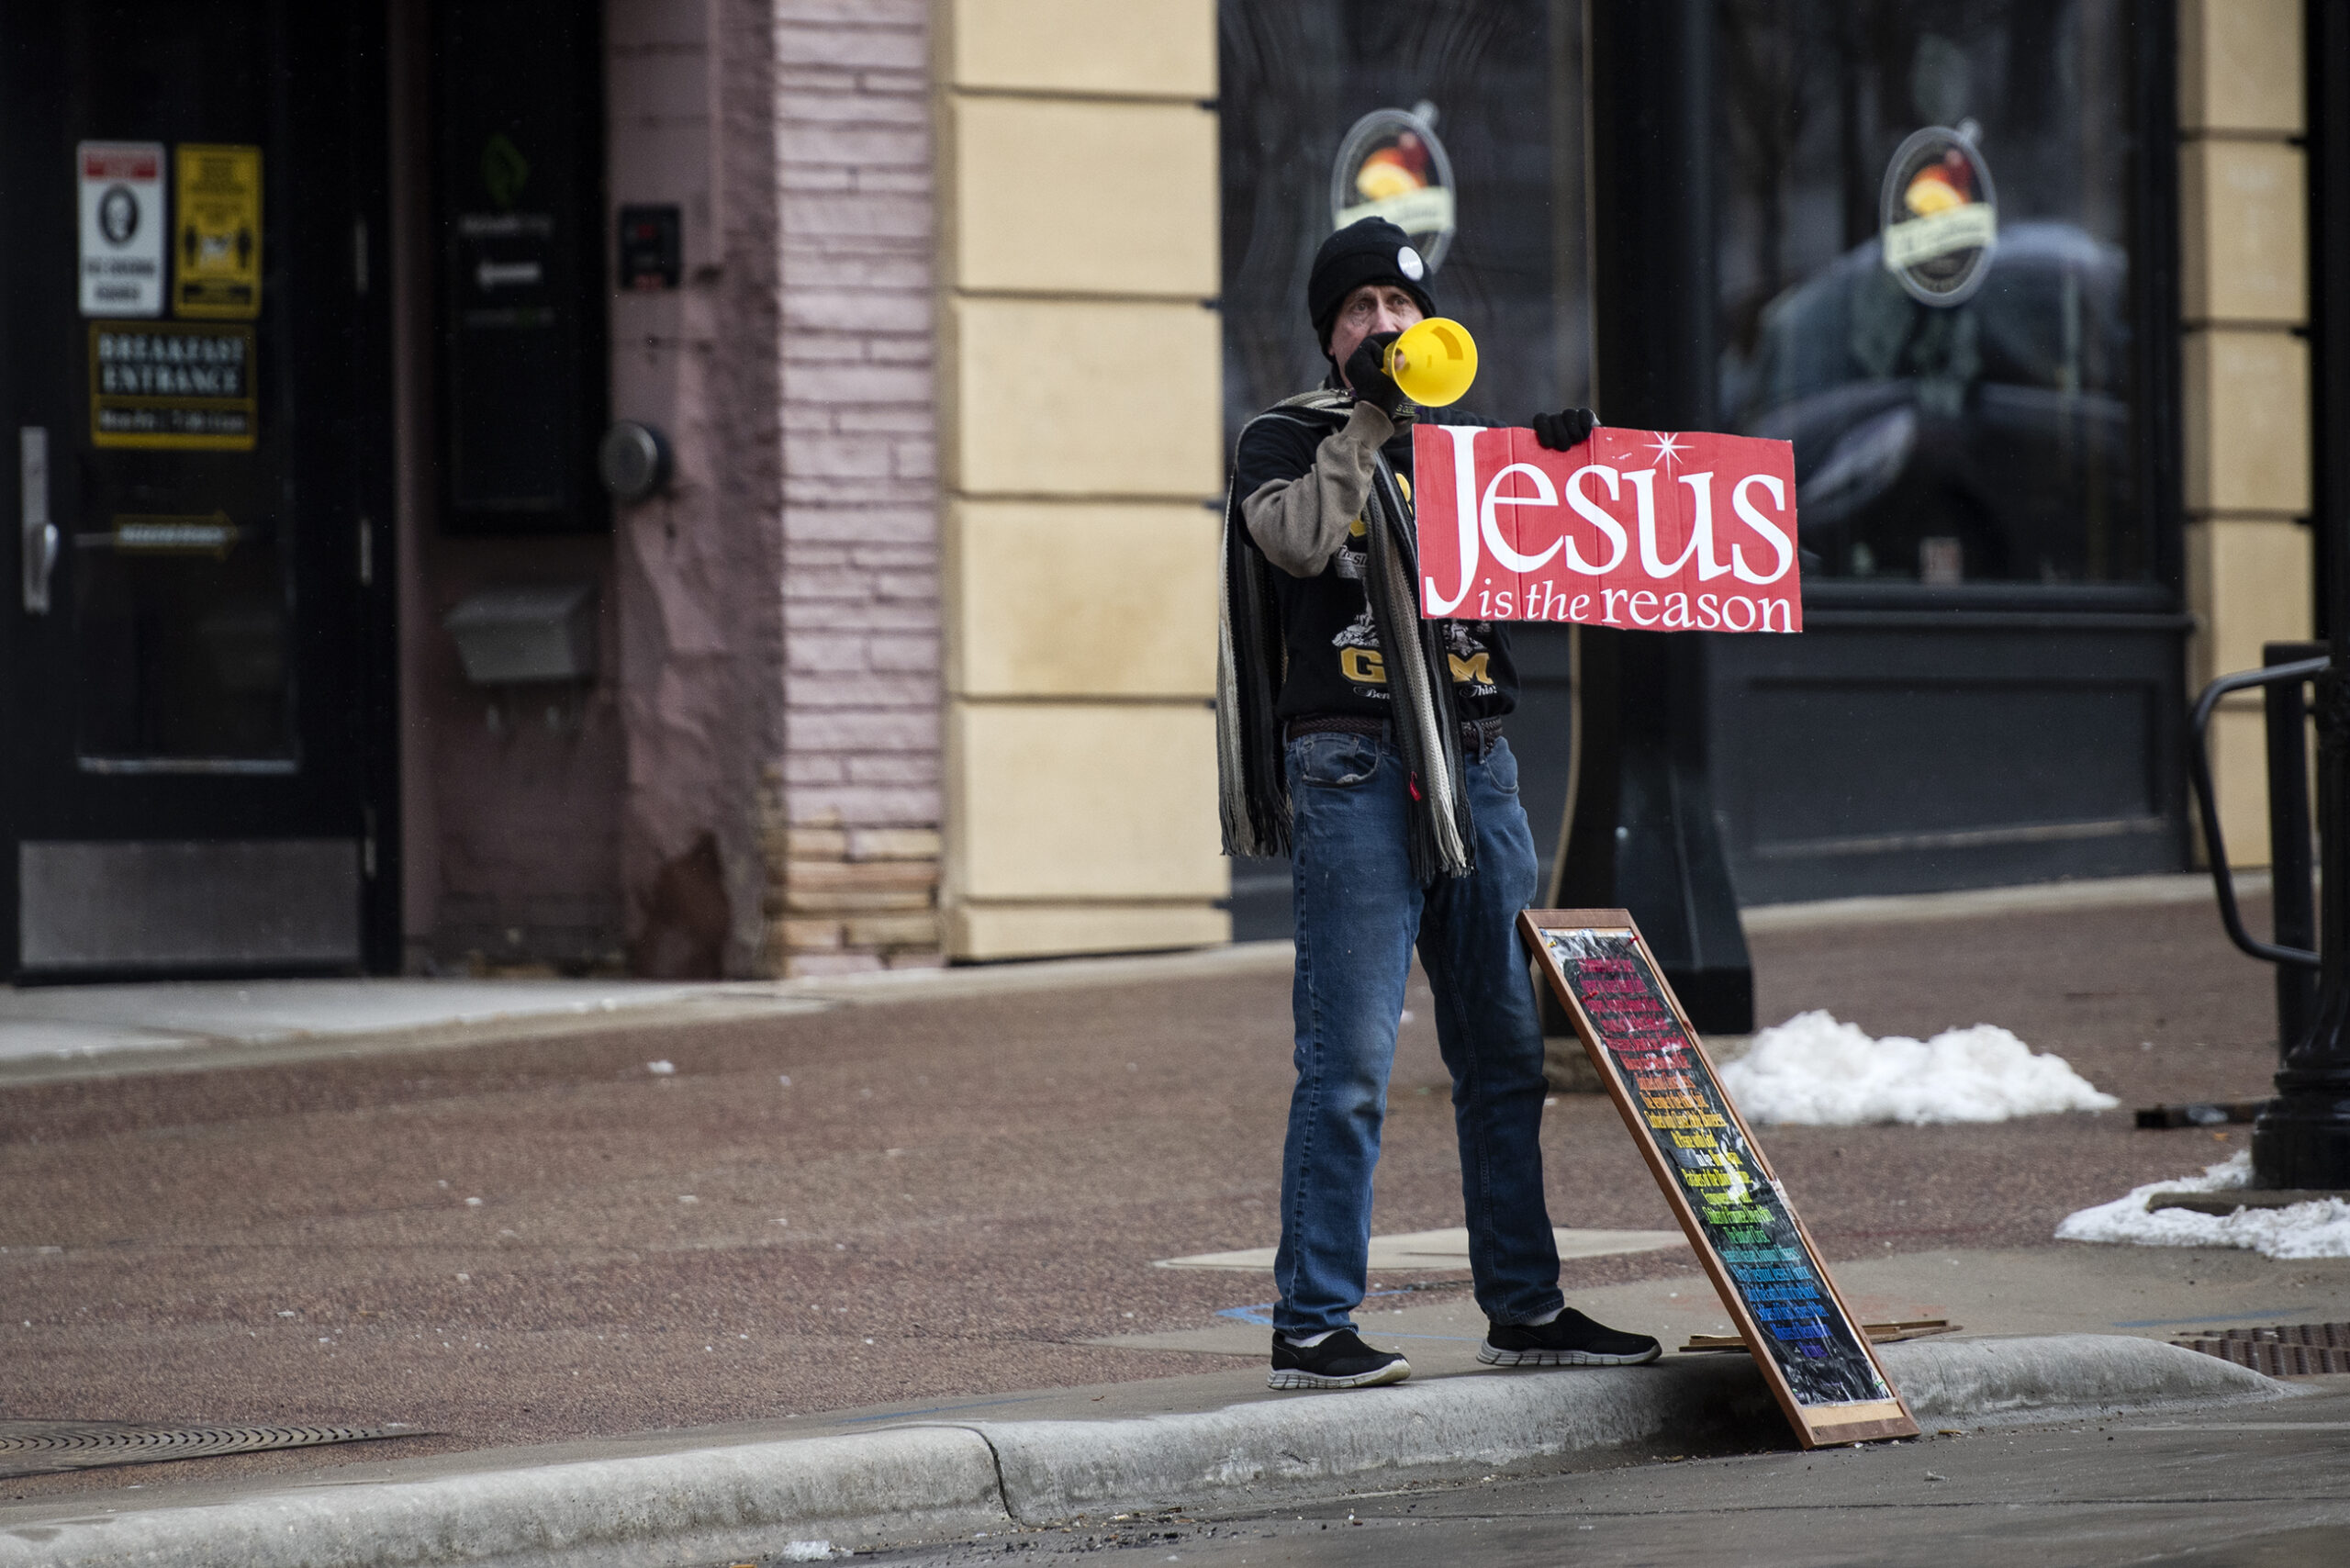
[0,1336,2286,1568]
[0,1428,1006,1568]
[974,1335,2279,1522]
[1876,1332,2275,1425]
[974,1350,1777,1523]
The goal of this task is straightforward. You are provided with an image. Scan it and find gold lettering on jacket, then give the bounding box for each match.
[1339,648,1491,686]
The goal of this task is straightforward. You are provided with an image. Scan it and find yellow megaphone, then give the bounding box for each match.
[1382,317,1479,408]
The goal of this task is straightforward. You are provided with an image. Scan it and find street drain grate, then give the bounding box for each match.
[0,1421,424,1478]
[2173,1323,2350,1377]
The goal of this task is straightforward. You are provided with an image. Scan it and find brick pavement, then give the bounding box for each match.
[0,895,2288,1501]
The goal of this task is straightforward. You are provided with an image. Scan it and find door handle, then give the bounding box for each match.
[20,426,56,615]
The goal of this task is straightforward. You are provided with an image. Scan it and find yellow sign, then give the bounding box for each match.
[89,321,257,450]
[173,143,262,319]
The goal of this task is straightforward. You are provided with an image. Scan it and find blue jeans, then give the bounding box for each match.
[1273,728,1564,1336]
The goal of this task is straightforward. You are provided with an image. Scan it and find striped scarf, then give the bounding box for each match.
[1216,390,1477,884]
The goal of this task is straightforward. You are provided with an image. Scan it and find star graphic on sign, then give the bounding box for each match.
[1648,431,1687,466]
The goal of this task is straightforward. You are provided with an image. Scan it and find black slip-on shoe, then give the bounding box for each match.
[1478,1308,1662,1368]
[1268,1328,1412,1390]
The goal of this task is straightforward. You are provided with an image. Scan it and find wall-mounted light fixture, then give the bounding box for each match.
[598,420,671,502]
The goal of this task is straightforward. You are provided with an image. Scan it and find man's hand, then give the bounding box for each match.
[1531,407,1599,451]
[1343,330,1407,420]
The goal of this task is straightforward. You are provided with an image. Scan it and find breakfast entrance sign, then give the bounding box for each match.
[1519,909,1918,1449]
[1414,424,1801,633]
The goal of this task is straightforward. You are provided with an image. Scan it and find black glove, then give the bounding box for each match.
[1343,330,1408,420]
[1531,407,1599,451]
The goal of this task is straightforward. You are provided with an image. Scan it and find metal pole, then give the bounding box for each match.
[2252,0,2350,1188]
[2264,641,2319,1049]
[1564,0,1753,1034]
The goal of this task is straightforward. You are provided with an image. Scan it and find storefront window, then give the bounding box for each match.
[1220,0,1580,443]
[1717,1,2144,588]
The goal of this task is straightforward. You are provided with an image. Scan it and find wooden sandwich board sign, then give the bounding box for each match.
[1519,909,1919,1449]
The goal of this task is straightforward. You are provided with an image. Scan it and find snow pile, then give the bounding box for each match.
[2055,1150,2350,1259]
[1718,1010,2119,1126]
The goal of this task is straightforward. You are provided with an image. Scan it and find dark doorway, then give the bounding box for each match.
[0,0,397,977]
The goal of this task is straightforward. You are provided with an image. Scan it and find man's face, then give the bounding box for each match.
[1328,284,1426,387]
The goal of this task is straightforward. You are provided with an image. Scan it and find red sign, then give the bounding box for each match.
[1413,425,1802,633]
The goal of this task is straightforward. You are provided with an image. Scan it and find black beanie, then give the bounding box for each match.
[1308,218,1438,350]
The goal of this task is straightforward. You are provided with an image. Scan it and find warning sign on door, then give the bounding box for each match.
[78,141,166,317]
[89,321,257,450]
[173,144,262,319]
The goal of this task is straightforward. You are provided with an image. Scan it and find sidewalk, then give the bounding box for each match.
[0,870,2255,1084]
[0,944,1299,1085]
[0,873,2323,1560]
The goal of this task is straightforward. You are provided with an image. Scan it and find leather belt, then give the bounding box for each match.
[1284,714,1504,758]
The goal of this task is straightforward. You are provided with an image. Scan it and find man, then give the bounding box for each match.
[1217,217,1661,1391]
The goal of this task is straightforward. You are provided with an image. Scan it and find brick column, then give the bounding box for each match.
[763,0,944,975]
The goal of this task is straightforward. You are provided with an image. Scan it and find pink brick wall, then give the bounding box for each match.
[601,0,790,979]
[766,0,943,977]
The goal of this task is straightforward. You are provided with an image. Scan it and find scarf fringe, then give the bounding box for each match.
[1215,488,1292,860]
[1364,458,1476,883]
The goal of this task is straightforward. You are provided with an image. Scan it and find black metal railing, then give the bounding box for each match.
[2188,641,2326,1047]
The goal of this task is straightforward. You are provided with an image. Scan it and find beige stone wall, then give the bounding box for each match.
[2180,0,2312,866]
[932,0,1229,959]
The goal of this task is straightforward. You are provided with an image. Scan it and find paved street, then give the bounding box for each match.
[850,1383,2350,1568]
[0,890,2315,1507]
